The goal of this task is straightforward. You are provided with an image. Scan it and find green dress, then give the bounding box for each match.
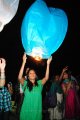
[20,80,43,120]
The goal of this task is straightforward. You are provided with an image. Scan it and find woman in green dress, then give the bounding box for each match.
[18,53,52,120]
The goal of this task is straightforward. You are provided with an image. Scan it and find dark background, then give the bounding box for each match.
[0,0,80,85]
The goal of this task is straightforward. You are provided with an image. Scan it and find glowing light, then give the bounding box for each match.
[31,47,42,61]
[34,56,42,61]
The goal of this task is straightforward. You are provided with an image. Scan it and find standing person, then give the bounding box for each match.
[7,82,14,101]
[0,58,12,120]
[7,82,13,95]
[47,75,63,120]
[18,53,52,120]
[60,66,80,119]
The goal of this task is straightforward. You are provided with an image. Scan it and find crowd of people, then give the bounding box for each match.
[43,66,80,120]
[0,54,80,120]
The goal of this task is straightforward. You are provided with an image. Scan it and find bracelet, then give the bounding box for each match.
[0,78,5,80]
[0,76,5,78]
[1,71,5,73]
[0,74,5,79]
[1,72,5,75]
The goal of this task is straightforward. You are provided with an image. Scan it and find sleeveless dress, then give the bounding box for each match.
[20,80,43,120]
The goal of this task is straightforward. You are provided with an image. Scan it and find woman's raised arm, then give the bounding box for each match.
[42,56,52,85]
[18,53,27,85]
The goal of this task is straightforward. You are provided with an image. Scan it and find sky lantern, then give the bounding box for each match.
[0,0,19,32]
[21,0,68,60]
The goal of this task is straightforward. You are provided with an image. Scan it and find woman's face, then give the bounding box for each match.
[54,75,59,81]
[63,72,69,79]
[28,70,37,83]
[7,84,10,88]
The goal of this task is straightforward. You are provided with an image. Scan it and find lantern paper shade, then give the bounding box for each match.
[0,0,19,32]
[21,0,68,59]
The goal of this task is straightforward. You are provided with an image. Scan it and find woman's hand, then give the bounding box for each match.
[18,53,27,84]
[0,58,6,87]
[22,53,27,64]
[0,58,6,71]
[47,56,52,65]
[62,66,68,73]
[42,56,52,85]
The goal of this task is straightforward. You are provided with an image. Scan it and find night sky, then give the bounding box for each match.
[0,0,80,84]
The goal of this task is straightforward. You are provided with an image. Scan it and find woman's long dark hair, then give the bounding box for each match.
[26,69,38,91]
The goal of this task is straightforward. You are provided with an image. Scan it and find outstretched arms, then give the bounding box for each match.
[18,53,52,85]
[42,56,52,85]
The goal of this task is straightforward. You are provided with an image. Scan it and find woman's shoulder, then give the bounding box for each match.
[37,80,42,85]
[21,80,27,89]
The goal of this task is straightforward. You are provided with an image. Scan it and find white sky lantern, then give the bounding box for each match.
[0,0,19,31]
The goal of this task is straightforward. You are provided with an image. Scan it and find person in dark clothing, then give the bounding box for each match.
[0,58,12,120]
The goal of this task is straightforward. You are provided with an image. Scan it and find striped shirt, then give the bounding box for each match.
[0,87,12,112]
